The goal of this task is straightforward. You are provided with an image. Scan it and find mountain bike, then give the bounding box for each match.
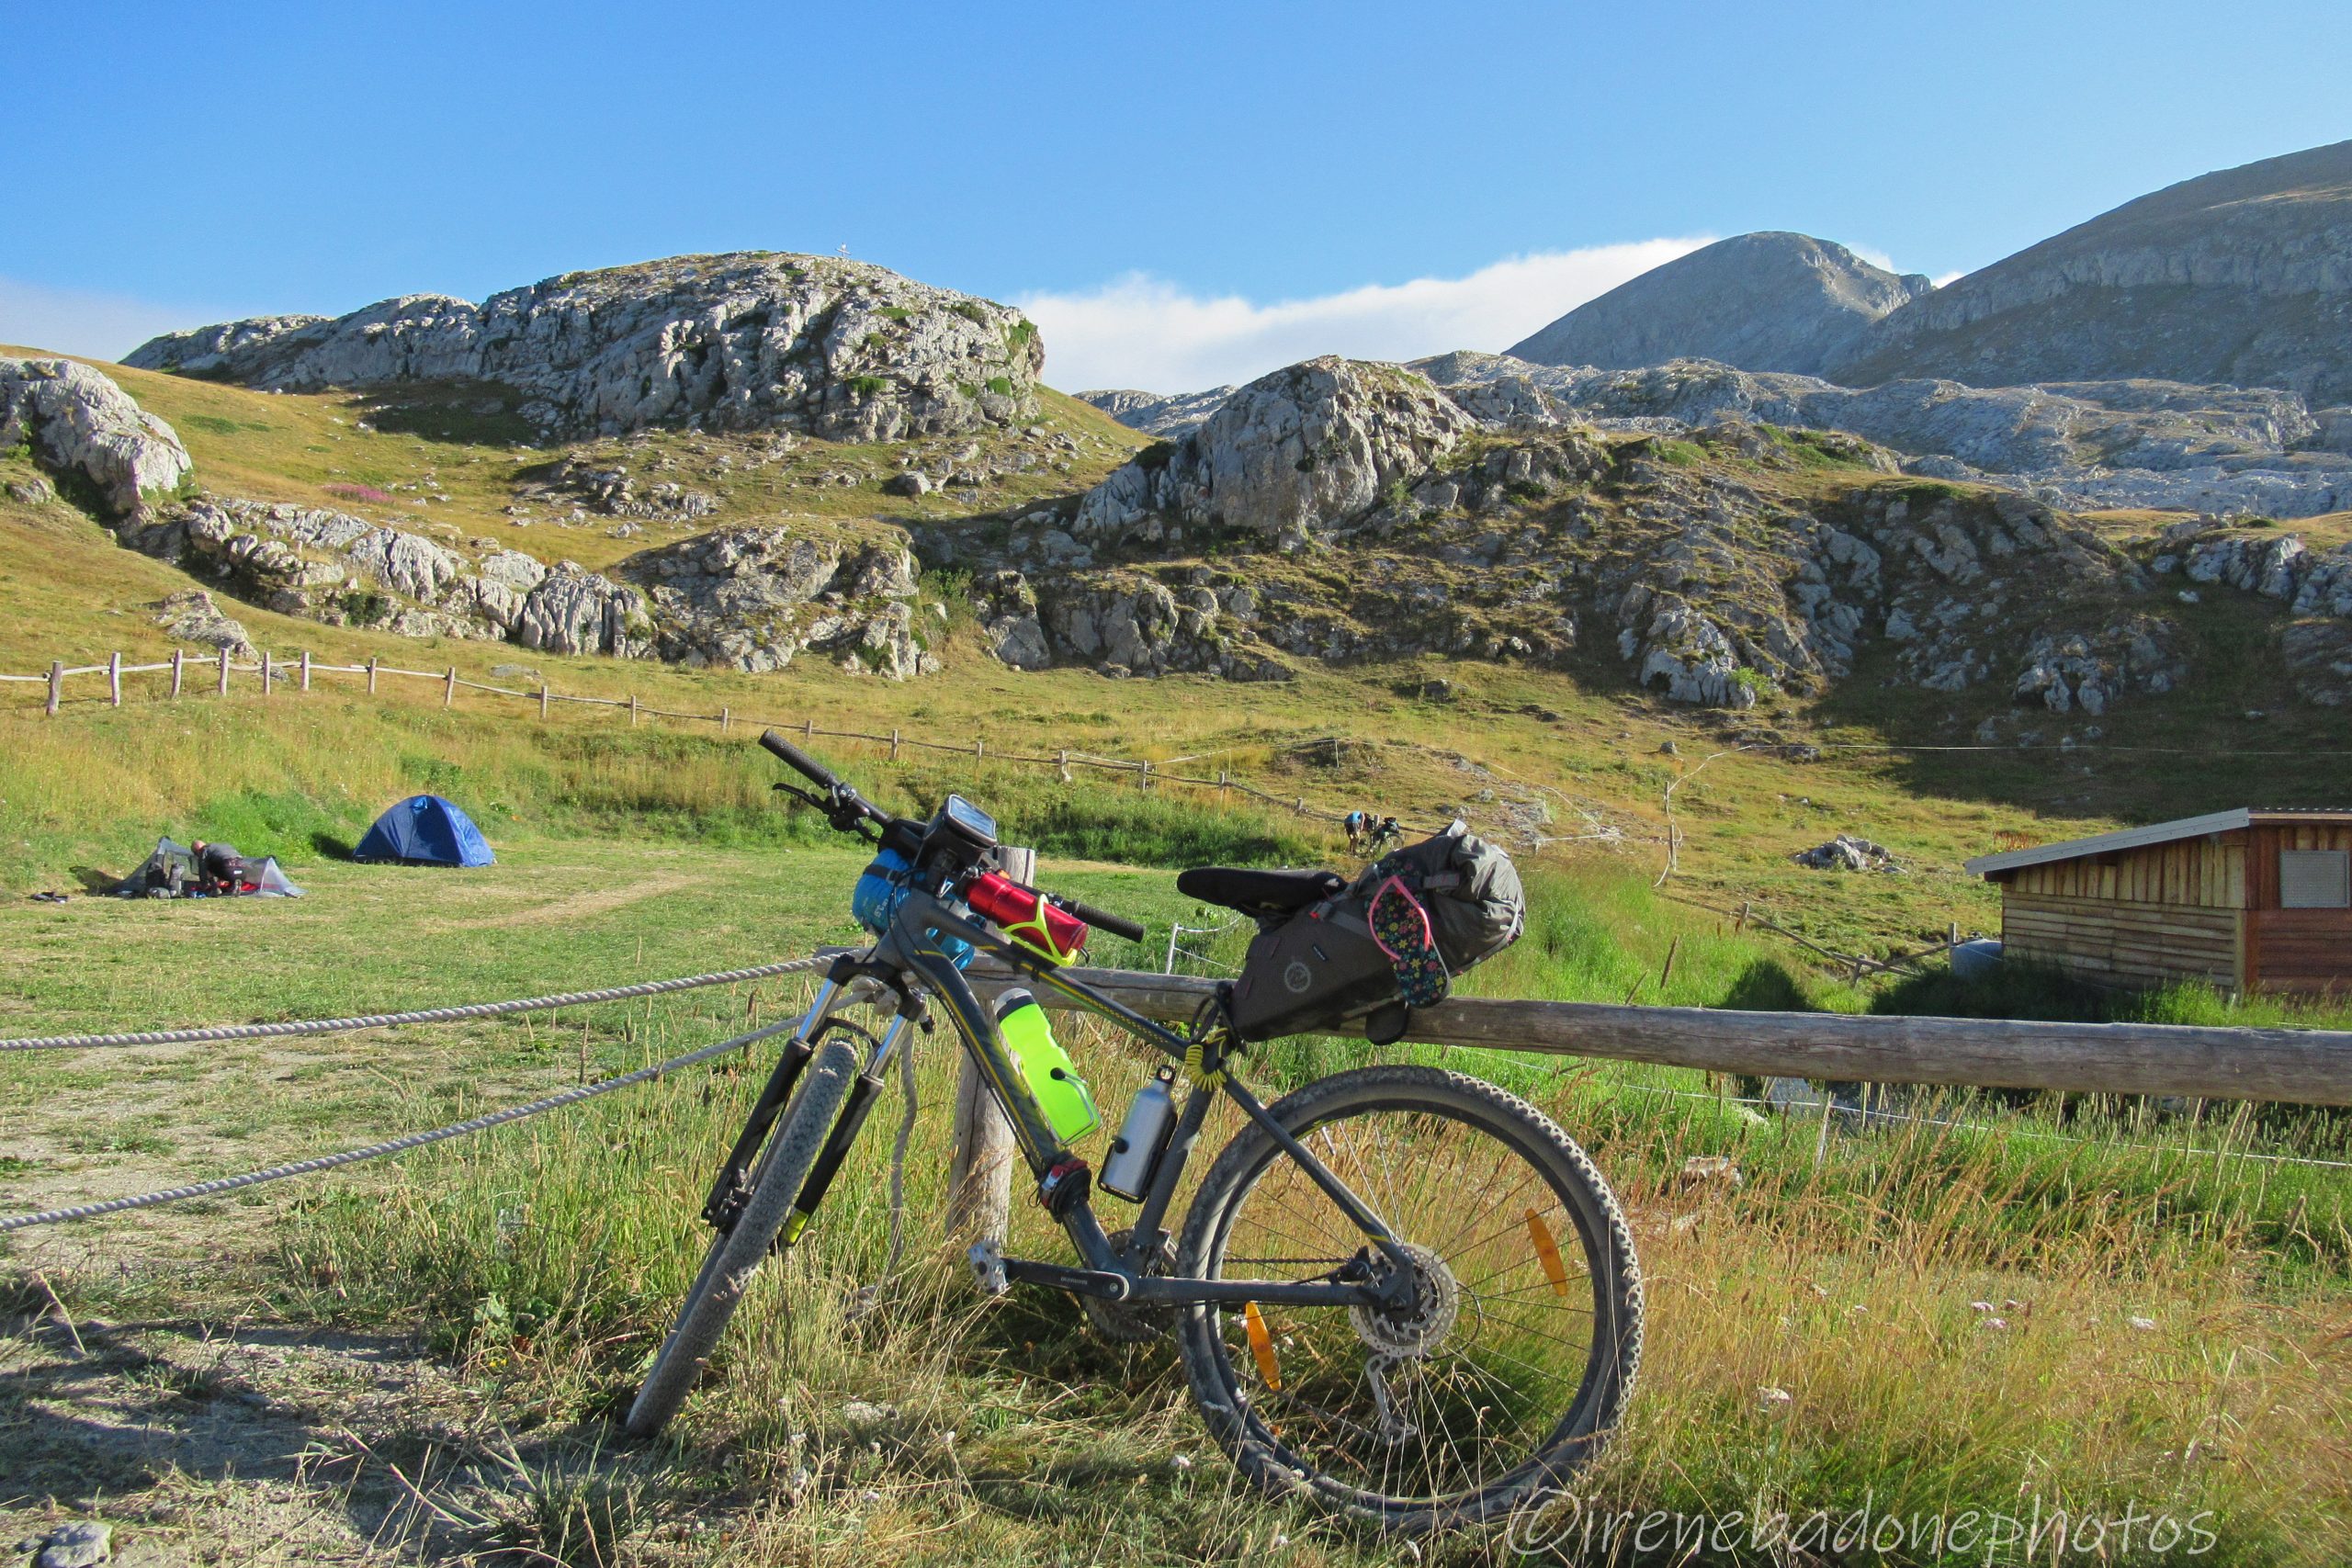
[627,731,1643,1532]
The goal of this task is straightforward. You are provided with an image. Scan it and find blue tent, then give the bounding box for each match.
[356,795,495,866]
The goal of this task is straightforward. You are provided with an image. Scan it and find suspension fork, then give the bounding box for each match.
[781,1001,922,1244]
[699,956,872,1229]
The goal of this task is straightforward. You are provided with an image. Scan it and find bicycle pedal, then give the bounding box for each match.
[967,1239,1010,1298]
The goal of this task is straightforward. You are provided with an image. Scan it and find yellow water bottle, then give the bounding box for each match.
[994,988,1100,1143]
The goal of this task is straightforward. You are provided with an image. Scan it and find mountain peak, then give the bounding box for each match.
[1507,231,1932,377]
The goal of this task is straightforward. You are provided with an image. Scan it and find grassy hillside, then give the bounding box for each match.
[6,350,2352,1563]
[3,828,2344,1565]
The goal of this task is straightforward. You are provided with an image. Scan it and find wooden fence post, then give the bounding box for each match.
[444,666,458,709]
[1057,749,1069,782]
[367,655,379,694]
[1219,770,1229,800]
[947,843,1030,1252]
[45,661,62,716]
[107,651,121,707]
[1139,760,1150,792]
[170,649,184,699]
[300,650,311,692]
[803,717,815,741]
[261,651,273,697]
[889,728,900,760]
[629,693,639,727]
[539,683,550,720]
[217,648,230,696]
[719,705,729,735]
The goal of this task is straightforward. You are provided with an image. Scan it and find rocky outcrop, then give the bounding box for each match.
[1073,385,1235,439]
[620,525,933,676]
[116,498,944,677]
[1509,233,1933,377]
[0,357,191,515]
[1073,357,1475,547]
[513,567,648,658]
[1094,347,2352,522]
[127,253,1044,442]
[148,591,255,659]
[121,498,561,642]
[1836,141,2352,402]
[1421,354,2352,521]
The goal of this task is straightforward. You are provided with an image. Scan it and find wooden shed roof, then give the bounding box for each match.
[1966,808,2352,878]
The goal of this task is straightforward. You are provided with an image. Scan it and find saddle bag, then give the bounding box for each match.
[1226,897,1397,1043]
[1224,820,1527,1043]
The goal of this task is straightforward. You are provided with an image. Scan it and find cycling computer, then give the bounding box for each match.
[939,794,998,852]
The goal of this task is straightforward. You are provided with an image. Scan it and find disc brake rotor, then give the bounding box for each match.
[1348,1242,1461,1359]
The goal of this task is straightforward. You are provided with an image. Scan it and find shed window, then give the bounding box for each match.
[2279,850,2351,908]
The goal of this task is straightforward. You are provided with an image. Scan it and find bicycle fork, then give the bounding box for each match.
[700,968,921,1243]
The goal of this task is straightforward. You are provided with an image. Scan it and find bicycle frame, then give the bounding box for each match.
[725,888,1421,1314]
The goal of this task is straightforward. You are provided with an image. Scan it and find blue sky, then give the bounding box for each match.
[7,0,2348,389]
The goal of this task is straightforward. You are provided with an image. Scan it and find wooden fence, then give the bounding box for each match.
[6,644,1428,833]
[968,961,2352,1108]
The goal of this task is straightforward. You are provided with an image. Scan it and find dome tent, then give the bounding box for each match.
[356,795,495,867]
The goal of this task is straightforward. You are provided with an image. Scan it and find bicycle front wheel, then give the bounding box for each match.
[626,1037,861,1439]
[1174,1065,1642,1531]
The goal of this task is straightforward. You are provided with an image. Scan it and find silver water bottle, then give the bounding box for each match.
[1098,1066,1180,1201]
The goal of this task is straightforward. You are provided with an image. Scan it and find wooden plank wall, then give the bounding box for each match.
[2002,893,2242,988]
[2004,834,2244,909]
[2246,824,2352,993]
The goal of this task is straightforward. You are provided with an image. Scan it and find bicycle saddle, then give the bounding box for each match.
[1176,866,1346,920]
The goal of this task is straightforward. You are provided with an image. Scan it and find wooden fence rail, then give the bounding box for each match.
[5,646,1459,836]
[968,962,2352,1108]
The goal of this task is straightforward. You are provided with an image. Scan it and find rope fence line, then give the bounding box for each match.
[0,1017,808,1234]
[0,957,828,1054]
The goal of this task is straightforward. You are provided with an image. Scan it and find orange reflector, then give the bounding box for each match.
[1526,1207,1571,1297]
[1242,1301,1282,1390]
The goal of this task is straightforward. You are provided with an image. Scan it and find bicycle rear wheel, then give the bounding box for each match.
[1174,1065,1641,1531]
[626,1038,861,1438]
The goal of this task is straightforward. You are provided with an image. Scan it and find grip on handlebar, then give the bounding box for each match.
[760,729,840,792]
[1057,897,1148,945]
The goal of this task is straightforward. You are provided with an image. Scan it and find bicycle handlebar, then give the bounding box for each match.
[1053,896,1148,945]
[760,728,1149,942]
[760,729,839,791]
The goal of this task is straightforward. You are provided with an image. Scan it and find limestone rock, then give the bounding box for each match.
[1073,357,1474,546]
[620,525,928,675]
[147,591,256,659]
[34,1521,111,1568]
[1072,385,1236,439]
[1792,835,1901,873]
[0,357,191,515]
[128,253,1044,441]
[514,566,649,658]
[973,570,1052,670]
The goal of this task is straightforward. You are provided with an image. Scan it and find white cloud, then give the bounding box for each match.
[0,276,220,362]
[1847,243,1899,274]
[1017,239,1713,394]
[1931,269,1967,288]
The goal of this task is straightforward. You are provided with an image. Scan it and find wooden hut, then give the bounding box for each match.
[1965,808,2352,995]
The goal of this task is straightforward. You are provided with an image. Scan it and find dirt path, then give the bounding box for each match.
[0,1303,707,1566]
